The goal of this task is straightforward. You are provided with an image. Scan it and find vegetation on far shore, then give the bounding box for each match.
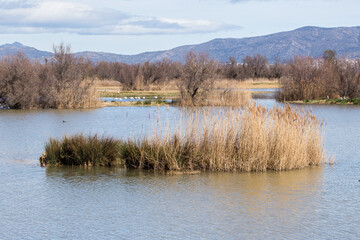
[0,44,96,109]
[40,103,326,172]
[1,45,359,109]
[287,97,360,105]
[277,50,360,102]
[1,44,281,109]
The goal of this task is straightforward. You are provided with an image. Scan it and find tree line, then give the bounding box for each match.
[0,46,283,108]
[86,49,360,102]
[277,50,360,101]
[1,44,359,109]
[91,53,283,89]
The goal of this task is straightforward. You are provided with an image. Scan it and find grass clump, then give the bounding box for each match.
[143,100,152,105]
[40,134,121,167]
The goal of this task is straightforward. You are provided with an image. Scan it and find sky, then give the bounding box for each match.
[0,0,359,54]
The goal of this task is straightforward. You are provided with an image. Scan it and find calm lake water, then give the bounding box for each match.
[0,98,359,239]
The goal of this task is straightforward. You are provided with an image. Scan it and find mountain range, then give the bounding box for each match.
[1,26,359,63]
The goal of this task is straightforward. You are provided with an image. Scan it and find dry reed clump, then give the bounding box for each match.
[121,103,325,172]
[178,90,251,107]
[213,78,280,89]
[41,134,121,167]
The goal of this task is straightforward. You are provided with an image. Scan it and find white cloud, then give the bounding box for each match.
[0,0,239,35]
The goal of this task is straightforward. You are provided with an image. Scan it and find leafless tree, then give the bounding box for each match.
[243,54,269,78]
[0,53,40,109]
[277,56,324,101]
[179,52,217,105]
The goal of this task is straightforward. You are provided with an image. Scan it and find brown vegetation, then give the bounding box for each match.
[205,90,251,107]
[178,52,217,105]
[92,59,182,91]
[213,78,280,90]
[1,46,284,109]
[0,43,96,109]
[90,53,283,93]
[277,51,360,101]
[3,45,358,108]
[223,55,285,80]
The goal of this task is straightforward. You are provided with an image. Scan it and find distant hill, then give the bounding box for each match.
[1,26,360,63]
[0,42,51,61]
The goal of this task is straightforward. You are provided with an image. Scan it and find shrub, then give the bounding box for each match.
[277,51,360,102]
[0,44,97,109]
[143,100,152,105]
[0,53,40,109]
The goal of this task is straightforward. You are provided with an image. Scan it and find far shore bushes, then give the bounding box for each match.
[2,46,359,109]
[0,44,96,109]
[40,103,326,172]
[276,52,360,101]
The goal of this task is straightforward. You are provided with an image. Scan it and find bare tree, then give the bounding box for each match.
[179,52,217,105]
[323,49,337,63]
[49,43,95,108]
[333,60,360,98]
[243,54,269,78]
[0,53,40,109]
[277,56,324,101]
[224,56,239,79]
[269,57,284,79]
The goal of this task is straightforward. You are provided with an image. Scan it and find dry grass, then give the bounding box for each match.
[178,90,251,107]
[148,79,180,91]
[93,78,123,88]
[95,78,278,96]
[55,79,98,109]
[121,103,325,172]
[207,90,252,107]
[214,78,280,89]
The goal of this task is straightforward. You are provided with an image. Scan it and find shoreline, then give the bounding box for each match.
[286,98,360,106]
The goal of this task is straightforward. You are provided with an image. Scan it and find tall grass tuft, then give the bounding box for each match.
[41,134,121,167]
[121,103,325,171]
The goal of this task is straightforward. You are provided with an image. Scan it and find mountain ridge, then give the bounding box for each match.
[1,26,360,63]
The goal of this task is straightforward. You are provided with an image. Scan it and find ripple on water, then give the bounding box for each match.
[1,102,360,239]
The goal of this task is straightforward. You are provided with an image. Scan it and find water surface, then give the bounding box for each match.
[0,100,359,239]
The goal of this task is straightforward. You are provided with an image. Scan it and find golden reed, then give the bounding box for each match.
[121,103,325,171]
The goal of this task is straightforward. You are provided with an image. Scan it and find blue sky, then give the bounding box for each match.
[0,0,359,54]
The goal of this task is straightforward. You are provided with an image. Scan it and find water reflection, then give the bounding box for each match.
[42,166,324,238]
